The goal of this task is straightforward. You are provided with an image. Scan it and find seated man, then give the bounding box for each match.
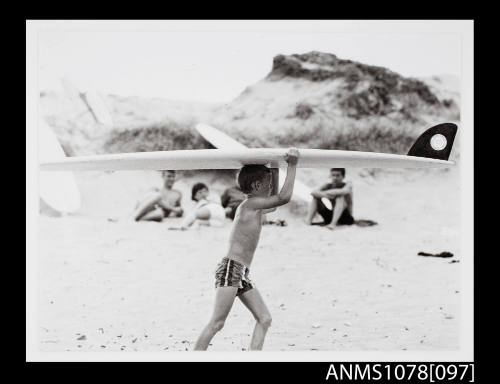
[132,170,183,222]
[220,185,246,220]
[305,168,354,230]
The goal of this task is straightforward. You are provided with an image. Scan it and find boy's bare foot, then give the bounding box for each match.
[326,224,338,230]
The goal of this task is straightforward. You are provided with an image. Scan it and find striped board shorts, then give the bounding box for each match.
[215,257,254,296]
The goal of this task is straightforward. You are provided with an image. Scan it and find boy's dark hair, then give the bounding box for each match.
[191,182,208,201]
[161,170,176,176]
[237,165,271,194]
[330,168,346,177]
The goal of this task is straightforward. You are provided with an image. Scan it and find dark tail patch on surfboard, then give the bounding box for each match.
[407,123,457,161]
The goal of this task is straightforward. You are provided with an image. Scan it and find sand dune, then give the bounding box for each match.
[38,167,460,352]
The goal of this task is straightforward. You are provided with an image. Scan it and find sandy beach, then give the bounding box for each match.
[37,166,461,353]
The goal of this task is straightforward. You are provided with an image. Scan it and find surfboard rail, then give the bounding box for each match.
[40,147,454,172]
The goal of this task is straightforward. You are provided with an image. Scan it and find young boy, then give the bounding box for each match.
[194,148,299,350]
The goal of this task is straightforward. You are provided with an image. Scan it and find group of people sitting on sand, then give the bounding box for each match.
[131,167,355,230]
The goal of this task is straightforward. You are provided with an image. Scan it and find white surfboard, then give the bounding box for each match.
[39,119,81,213]
[61,76,81,101]
[196,123,248,150]
[196,123,333,209]
[40,147,453,172]
[82,90,113,127]
[61,77,113,127]
[40,123,457,173]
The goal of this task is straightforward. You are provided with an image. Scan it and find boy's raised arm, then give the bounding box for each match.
[261,168,280,213]
[246,148,299,210]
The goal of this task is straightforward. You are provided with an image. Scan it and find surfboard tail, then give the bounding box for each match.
[407,123,458,161]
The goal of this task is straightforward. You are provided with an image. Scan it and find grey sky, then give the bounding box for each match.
[38,22,462,103]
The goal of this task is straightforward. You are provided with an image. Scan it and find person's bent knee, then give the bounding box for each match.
[335,196,346,205]
[196,207,211,221]
[209,319,225,333]
[258,315,272,329]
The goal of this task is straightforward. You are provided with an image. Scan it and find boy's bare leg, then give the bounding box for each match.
[239,288,272,350]
[305,198,318,224]
[327,196,346,230]
[194,286,238,350]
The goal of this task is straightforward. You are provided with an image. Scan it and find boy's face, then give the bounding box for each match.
[195,187,209,201]
[330,170,344,185]
[252,173,272,196]
[163,171,176,188]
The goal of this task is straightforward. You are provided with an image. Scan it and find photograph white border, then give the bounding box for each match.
[26,19,474,362]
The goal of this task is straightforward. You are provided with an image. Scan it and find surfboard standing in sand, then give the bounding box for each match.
[61,76,114,127]
[38,119,81,214]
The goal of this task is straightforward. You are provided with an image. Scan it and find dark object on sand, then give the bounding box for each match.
[311,219,377,227]
[263,219,287,227]
[418,251,454,258]
[354,219,378,227]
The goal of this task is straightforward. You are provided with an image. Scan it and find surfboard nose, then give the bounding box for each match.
[407,123,458,161]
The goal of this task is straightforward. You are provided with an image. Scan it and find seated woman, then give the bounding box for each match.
[169,183,226,230]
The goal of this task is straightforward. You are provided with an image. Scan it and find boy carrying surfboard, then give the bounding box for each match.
[194,148,299,350]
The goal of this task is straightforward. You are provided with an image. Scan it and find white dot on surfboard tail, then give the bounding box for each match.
[430,134,447,151]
